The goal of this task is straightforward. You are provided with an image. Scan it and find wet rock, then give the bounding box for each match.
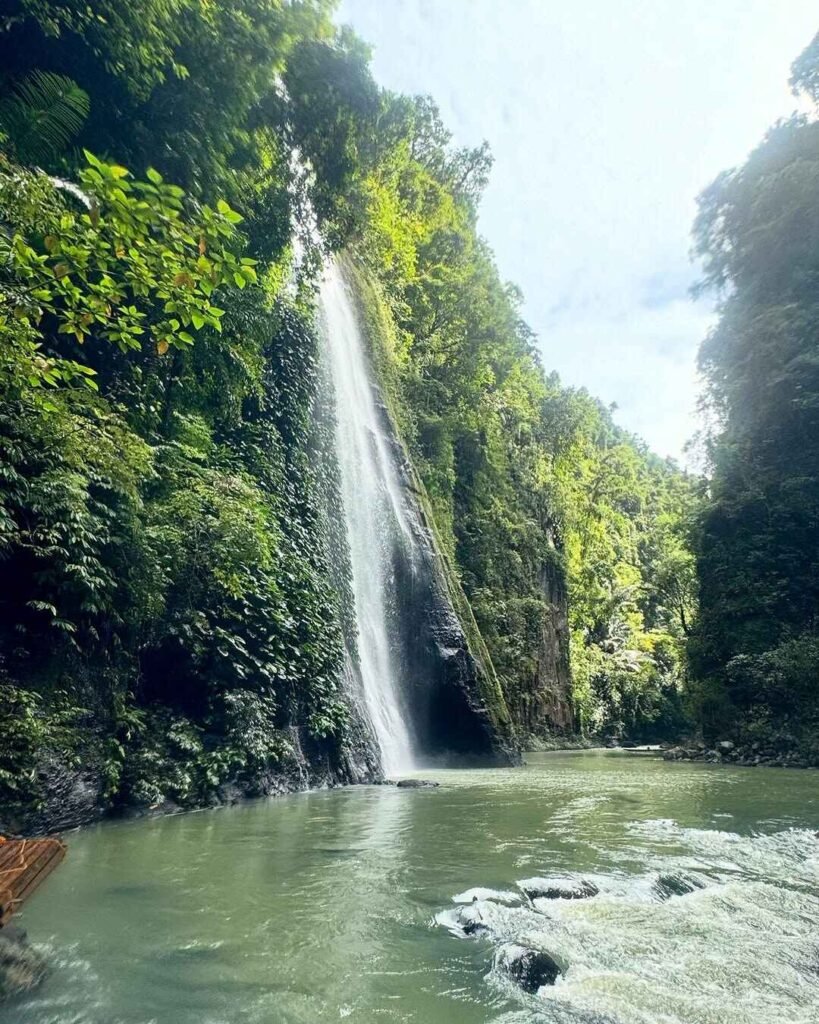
[453,902,490,938]
[0,930,48,1001]
[495,943,562,992]
[395,779,439,788]
[452,887,522,907]
[215,782,245,806]
[520,877,599,901]
[652,873,706,900]
[0,747,105,836]
[717,740,735,752]
[462,918,490,937]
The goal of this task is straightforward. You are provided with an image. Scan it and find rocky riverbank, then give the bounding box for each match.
[663,739,818,769]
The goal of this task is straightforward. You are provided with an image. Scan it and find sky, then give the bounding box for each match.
[336,0,818,462]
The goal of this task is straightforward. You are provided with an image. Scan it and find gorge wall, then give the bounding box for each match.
[1,2,697,839]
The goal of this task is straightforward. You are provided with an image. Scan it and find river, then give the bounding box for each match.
[5,751,819,1024]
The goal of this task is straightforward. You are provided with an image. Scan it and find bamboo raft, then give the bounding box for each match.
[0,836,66,927]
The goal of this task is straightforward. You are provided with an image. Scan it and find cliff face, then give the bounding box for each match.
[527,543,574,735]
[377,394,519,765]
[343,258,578,756]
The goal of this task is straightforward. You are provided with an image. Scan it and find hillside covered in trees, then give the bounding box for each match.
[0,0,816,831]
[688,39,819,761]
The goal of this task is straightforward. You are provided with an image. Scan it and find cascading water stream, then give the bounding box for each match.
[319,264,416,776]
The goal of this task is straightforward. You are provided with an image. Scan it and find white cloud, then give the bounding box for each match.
[542,297,715,460]
[338,0,818,459]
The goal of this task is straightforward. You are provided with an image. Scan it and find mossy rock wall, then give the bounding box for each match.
[342,257,519,762]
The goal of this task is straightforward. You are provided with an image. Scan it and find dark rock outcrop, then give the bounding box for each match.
[495,943,562,992]
[0,748,105,837]
[395,779,439,788]
[663,742,819,769]
[521,877,599,901]
[652,873,706,900]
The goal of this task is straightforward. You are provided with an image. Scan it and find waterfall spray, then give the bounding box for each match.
[319,264,416,775]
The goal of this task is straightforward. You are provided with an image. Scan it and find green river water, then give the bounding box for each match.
[4,751,819,1024]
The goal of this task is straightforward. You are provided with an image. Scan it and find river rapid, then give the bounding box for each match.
[5,751,819,1024]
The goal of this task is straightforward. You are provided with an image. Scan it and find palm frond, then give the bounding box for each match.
[0,71,90,165]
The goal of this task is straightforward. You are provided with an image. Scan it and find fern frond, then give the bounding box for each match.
[0,71,90,165]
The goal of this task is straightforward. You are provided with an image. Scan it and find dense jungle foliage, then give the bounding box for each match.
[688,35,819,759]
[10,0,810,824]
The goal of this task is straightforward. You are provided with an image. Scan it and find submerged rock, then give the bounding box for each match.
[395,778,439,788]
[495,943,562,992]
[451,902,491,938]
[0,929,48,1001]
[452,887,522,907]
[652,873,706,900]
[520,877,599,901]
[462,918,490,937]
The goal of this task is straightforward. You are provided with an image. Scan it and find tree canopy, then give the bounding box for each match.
[688,32,819,758]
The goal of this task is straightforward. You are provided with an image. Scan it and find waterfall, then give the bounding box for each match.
[319,264,416,776]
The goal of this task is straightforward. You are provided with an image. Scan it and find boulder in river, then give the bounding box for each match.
[462,918,490,937]
[0,928,48,1001]
[520,876,599,901]
[495,943,562,992]
[395,779,439,788]
[652,873,706,900]
[452,902,491,938]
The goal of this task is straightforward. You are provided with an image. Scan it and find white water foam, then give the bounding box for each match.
[438,826,819,1023]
